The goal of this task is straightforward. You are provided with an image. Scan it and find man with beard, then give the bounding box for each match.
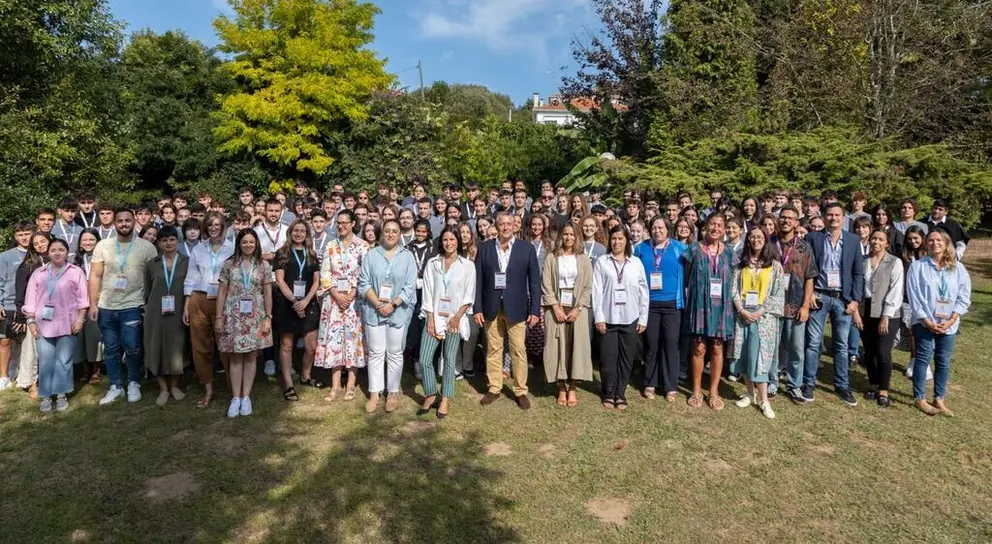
[88,208,159,405]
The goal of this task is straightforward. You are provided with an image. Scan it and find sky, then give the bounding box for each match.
[106,0,602,106]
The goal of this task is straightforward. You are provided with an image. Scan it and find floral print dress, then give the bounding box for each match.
[218,259,274,354]
[315,238,370,369]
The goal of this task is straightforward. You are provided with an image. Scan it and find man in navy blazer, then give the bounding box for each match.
[802,202,865,407]
[474,212,541,409]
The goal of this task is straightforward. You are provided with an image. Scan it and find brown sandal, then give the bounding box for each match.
[324,388,340,402]
[556,387,567,407]
[343,388,356,401]
[566,388,578,407]
[88,372,103,385]
[707,395,725,411]
[196,394,212,409]
[687,394,703,408]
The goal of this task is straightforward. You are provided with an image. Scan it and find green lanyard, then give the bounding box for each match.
[162,255,178,292]
[240,259,256,291]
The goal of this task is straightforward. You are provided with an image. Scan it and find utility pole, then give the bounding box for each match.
[417,61,425,100]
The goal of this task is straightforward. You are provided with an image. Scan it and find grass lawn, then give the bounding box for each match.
[3,261,992,543]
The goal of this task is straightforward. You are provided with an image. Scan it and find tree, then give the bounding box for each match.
[212,0,394,182]
[425,82,514,126]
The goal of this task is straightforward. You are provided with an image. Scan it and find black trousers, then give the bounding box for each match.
[862,298,897,391]
[600,321,639,402]
[642,301,682,394]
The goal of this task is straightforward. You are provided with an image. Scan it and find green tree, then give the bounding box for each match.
[213,0,394,182]
[425,82,514,126]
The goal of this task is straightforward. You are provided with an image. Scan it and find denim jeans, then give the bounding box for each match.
[781,317,807,390]
[847,320,862,360]
[804,293,853,390]
[98,307,143,387]
[911,324,956,400]
[37,335,76,397]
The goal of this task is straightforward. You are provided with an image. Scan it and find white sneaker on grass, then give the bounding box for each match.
[239,396,253,416]
[0,376,11,390]
[760,401,776,419]
[264,360,276,377]
[127,382,142,403]
[227,397,242,418]
[39,397,53,413]
[735,394,754,408]
[99,385,124,406]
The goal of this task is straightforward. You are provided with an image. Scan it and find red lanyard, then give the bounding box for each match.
[653,240,669,270]
[704,242,722,275]
[777,240,795,267]
[612,256,627,282]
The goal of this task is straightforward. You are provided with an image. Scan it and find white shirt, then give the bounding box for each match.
[592,254,649,327]
[558,255,578,288]
[183,239,235,295]
[420,254,476,340]
[495,237,514,273]
[255,223,288,255]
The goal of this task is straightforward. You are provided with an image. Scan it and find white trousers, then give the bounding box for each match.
[366,324,407,394]
[13,335,37,388]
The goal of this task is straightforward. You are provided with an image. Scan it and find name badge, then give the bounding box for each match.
[649,273,663,291]
[239,298,253,315]
[40,305,55,321]
[782,274,791,291]
[827,270,841,289]
[161,295,176,315]
[935,297,952,320]
[438,297,453,317]
[378,283,393,301]
[416,278,424,290]
[293,280,307,299]
[494,273,507,290]
[744,291,759,310]
[709,279,723,298]
[335,278,350,292]
[614,287,627,305]
[114,275,128,292]
[560,289,574,307]
[206,282,219,299]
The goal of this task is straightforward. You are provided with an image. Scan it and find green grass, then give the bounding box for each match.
[3,264,992,543]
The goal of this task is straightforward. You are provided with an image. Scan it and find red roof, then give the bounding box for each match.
[533,95,627,112]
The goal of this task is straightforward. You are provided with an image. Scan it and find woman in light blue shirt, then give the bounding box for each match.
[906,229,971,417]
[358,219,417,414]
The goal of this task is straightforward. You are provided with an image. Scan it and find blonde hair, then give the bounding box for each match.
[927,229,957,270]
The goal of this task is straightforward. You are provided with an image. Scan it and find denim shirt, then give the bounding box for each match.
[816,234,843,291]
[358,245,417,328]
[906,257,971,335]
[0,247,27,311]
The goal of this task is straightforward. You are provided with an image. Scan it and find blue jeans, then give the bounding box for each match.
[911,324,956,400]
[847,320,862,360]
[804,294,853,390]
[781,317,807,390]
[37,335,76,397]
[98,307,143,387]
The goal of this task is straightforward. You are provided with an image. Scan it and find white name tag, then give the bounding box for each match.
[709,280,723,298]
[494,273,507,290]
[206,282,219,299]
[935,297,952,320]
[161,295,176,315]
[40,305,55,321]
[560,289,574,307]
[614,287,627,305]
[649,273,662,291]
[239,298,253,315]
[827,270,841,289]
[744,291,759,309]
[438,297,453,317]
[114,276,128,291]
[416,277,424,290]
[378,283,393,301]
[335,278,350,292]
[293,281,306,299]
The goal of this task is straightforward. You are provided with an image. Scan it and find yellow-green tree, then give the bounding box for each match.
[213,0,394,180]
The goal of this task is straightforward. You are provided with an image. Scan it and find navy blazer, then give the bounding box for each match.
[806,230,865,305]
[474,238,541,322]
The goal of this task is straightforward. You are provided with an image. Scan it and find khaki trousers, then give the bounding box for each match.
[188,293,229,385]
[484,311,528,396]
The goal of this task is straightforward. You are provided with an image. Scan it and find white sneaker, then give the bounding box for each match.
[455,372,464,381]
[39,397,53,413]
[227,397,242,418]
[760,401,776,419]
[55,395,68,411]
[735,394,754,408]
[926,366,933,381]
[99,385,124,406]
[905,365,913,378]
[0,376,11,390]
[239,396,253,416]
[727,375,739,382]
[264,360,276,377]
[127,382,142,403]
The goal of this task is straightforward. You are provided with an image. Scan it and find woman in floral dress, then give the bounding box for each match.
[315,210,370,402]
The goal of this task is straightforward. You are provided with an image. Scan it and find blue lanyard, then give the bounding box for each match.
[382,249,395,284]
[46,264,68,299]
[438,257,454,294]
[207,243,223,277]
[937,269,949,299]
[115,239,134,273]
[240,260,256,291]
[292,248,306,281]
[162,255,178,292]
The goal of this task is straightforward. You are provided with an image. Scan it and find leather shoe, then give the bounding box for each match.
[516,394,531,410]
[480,392,500,406]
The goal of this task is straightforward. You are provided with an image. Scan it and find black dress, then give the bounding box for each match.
[272,249,320,335]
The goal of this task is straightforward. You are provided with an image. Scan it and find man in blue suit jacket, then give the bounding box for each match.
[474,212,541,409]
[803,202,865,407]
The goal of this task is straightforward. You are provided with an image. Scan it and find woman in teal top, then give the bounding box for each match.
[358,219,417,414]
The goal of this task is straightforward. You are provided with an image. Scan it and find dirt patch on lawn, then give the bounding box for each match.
[401,420,435,436]
[808,443,838,456]
[70,529,90,542]
[484,442,513,456]
[700,455,734,473]
[143,472,201,503]
[170,429,193,442]
[584,496,633,527]
[537,443,556,459]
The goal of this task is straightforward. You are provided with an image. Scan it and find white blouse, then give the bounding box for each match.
[420,254,477,340]
[183,240,236,296]
[558,255,578,289]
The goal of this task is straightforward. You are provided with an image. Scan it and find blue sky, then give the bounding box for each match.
[107,0,600,105]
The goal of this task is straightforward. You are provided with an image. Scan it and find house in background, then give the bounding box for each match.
[531,92,624,126]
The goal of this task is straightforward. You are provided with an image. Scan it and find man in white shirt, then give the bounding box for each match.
[254,198,288,377]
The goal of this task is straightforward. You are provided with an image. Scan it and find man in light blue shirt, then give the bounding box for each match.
[0,222,33,390]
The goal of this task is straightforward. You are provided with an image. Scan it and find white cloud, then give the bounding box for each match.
[418,0,587,61]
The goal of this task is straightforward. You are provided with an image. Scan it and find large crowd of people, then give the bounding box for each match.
[0,181,973,420]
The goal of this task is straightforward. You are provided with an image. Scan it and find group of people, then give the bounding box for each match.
[0,181,972,420]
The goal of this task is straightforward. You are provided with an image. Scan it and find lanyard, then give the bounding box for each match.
[744,264,762,293]
[262,224,281,248]
[413,244,429,272]
[183,242,193,256]
[240,260,256,291]
[115,239,134,274]
[704,242,722,276]
[46,264,68,299]
[337,239,352,270]
[81,212,95,229]
[584,241,594,258]
[162,255,178,292]
[58,221,75,245]
[99,227,114,239]
[207,243,223,279]
[937,267,949,298]
[382,249,395,283]
[777,240,796,267]
[83,255,92,278]
[292,248,306,281]
[653,240,670,270]
[314,233,327,255]
[438,257,455,294]
[611,255,627,282]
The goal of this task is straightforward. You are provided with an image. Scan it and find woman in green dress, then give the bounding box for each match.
[143,226,189,406]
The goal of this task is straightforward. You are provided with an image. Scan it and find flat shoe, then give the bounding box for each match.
[171,388,186,401]
[156,391,170,406]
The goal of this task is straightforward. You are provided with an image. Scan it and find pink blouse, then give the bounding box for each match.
[23,263,90,338]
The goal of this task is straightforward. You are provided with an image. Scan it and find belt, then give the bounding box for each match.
[193,290,208,295]
[816,289,843,298]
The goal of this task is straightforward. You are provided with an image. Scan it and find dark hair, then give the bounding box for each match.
[902,225,928,263]
[362,220,382,245]
[23,232,53,269]
[188,203,207,214]
[437,226,464,256]
[648,216,673,240]
[778,204,800,218]
[77,191,96,202]
[310,210,327,221]
[739,227,779,269]
[265,198,282,208]
[606,225,632,257]
[853,215,873,233]
[74,228,102,266]
[413,218,431,233]
[230,228,262,262]
[58,197,78,211]
[870,204,891,227]
[157,225,179,241]
[114,207,135,218]
[181,218,202,239]
[823,201,844,215]
[336,209,357,225]
[275,219,317,268]
[13,220,34,234]
[159,203,177,217]
[932,199,948,209]
[740,197,758,218]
